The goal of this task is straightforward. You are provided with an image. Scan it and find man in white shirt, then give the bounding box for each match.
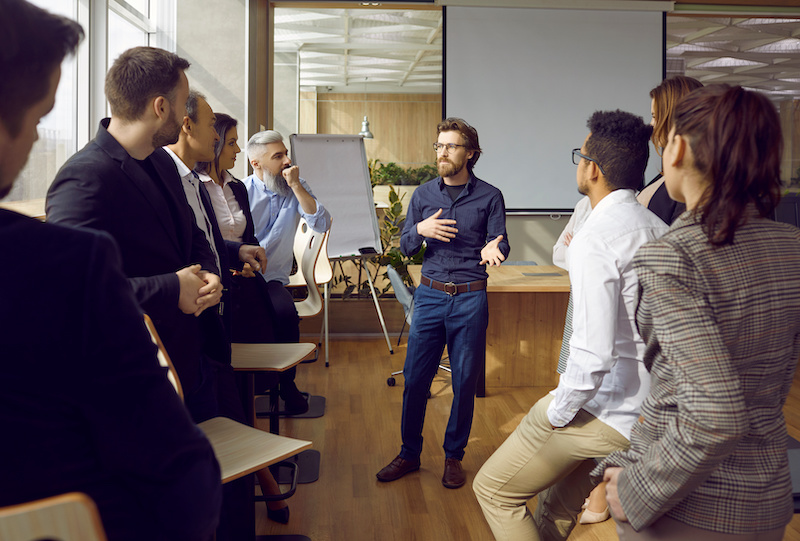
[164,91,267,298]
[473,110,668,541]
[164,90,269,424]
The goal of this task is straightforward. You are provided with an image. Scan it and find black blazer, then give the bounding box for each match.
[0,210,222,541]
[228,177,259,245]
[46,119,218,394]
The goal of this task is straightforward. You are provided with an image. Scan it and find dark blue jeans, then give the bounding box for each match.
[400,282,488,461]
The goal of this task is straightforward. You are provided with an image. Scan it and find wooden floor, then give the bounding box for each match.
[254,337,800,540]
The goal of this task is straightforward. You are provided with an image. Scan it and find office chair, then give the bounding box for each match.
[257,218,331,422]
[143,315,310,503]
[385,263,451,387]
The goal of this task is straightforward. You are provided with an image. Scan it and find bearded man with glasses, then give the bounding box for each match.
[376,117,510,490]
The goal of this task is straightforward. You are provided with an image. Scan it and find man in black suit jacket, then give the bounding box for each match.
[0,3,222,539]
[46,46,225,422]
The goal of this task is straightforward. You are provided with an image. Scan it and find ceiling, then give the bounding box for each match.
[667,15,800,100]
[274,7,443,93]
[274,7,800,100]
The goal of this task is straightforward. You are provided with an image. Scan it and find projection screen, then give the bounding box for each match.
[445,6,665,212]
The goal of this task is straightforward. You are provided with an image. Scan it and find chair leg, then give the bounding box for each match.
[397,319,407,347]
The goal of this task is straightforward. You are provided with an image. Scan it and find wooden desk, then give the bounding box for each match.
[231,342,320,486]
[0,198,46,220]
[197,417,311,483]
[408,265,569,391]
[231,342,316,428]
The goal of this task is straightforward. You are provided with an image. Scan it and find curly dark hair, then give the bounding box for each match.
[585,110,653,191]
[672,84,782,246]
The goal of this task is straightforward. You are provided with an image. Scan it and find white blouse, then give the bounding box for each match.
[198,170,247,242]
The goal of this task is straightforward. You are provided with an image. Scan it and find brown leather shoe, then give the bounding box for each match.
[442,457,466,489]
[376,455,420,482]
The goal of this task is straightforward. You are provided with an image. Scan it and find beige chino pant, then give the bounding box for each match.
[474,395,629,541]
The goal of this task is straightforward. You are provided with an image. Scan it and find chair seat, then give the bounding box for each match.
[198,417,312,483]
[0,492,107,541]
[231,343,316,372]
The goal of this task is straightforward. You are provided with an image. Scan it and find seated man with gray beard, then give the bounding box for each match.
[242,130,332,413]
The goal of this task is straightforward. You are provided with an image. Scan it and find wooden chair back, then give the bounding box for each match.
[143,314,183,401]
[287,218,333,287]
[0,492,107,541]
[293,219,332,318]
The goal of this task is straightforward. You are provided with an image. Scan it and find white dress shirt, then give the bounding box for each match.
[198,170,247,243]
[547,189,668,439]
[552,195,592,271]
[162,147,221,274]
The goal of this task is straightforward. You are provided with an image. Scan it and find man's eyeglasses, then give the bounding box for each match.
[433,143,467,153]
[572,148,606,176]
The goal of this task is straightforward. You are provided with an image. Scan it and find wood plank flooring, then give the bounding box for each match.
[254,337,800,540]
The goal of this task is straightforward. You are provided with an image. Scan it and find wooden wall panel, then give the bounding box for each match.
[306,93,442,167]
[299,90,317,135]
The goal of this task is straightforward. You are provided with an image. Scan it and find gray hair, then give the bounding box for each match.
[185,90,206,123]
[246,130,284,162]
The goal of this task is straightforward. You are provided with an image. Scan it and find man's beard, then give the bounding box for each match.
[437,157,464,178]
[152,108,181,148]
[262,167,292,197]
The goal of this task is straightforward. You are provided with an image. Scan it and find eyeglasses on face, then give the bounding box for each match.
[433,143,467,153]
[571,148,607,176]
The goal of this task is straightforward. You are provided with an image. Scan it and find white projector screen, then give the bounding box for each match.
[445,6,664,212]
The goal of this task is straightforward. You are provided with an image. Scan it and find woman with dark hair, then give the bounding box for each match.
[637,75,703,225]
[195,114,300,524]
[597,85,800,540]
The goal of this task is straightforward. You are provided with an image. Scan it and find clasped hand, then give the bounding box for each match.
[176,264,223,316]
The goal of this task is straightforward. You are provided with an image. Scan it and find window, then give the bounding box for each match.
[9,0,78,203]
[7,0,173,204]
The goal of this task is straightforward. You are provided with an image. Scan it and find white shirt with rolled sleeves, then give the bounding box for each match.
[547,189,668,440]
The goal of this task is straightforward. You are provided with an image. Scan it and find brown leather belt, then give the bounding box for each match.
[420,275,487,296]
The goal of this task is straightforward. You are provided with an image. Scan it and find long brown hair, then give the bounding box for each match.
[672,84,782,245]
[650,75,703,152]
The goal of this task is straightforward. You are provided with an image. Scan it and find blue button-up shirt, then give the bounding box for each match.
[242,174,331,285]
[401,174,509,283]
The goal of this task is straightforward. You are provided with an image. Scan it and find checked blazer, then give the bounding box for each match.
[598,208,800,534]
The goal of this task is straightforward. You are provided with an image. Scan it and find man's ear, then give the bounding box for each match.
[181,116,192,135]
[250,158,259,169]
[152,96,167,121]
[587,160,601,183]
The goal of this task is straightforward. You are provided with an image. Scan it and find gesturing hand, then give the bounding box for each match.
[416,208,458,242]
[480,235,505,266]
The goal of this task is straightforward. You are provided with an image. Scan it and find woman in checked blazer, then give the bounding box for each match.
[597,85,800,540]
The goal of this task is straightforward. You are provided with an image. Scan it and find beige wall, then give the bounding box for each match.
[177,0,248,179]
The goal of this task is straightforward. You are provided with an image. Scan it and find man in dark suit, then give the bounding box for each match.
[46,46,224,422]
[0,2,222,539]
